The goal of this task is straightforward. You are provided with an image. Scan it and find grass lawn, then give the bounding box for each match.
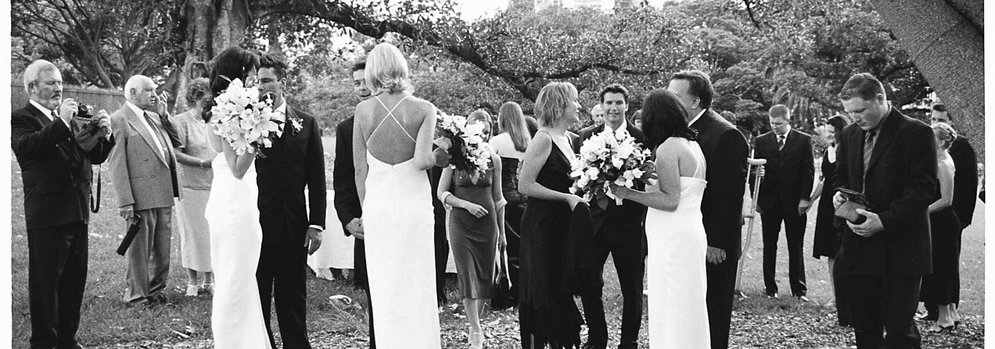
[10,135,984,348]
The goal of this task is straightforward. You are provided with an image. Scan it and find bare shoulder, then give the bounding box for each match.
[404,96,437,116]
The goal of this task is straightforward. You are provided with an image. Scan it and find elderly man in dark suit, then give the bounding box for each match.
[13,59,114,349]
[668,70,749,349]
[108,74,180,307]
[753,104,815,301]
[833,73,937,348]
[577,84,647,349]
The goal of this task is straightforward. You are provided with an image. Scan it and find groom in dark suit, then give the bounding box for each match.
[668,70,748,349]
[753,105,814,300]
[13,59,114,349]
[254,54,326,349]
[577,84,646,349]
[833,73,937,348]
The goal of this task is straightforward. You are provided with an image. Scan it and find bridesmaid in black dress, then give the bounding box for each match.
[920,123,962,331]
[518,82,587,349]
[809,115,850,325]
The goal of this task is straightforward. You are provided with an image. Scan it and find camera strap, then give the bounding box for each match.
[90,143,102,213]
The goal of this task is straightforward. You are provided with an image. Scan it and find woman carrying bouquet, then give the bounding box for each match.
[437,115,506,349]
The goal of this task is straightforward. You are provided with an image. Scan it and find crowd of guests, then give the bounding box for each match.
[11,42,981,349]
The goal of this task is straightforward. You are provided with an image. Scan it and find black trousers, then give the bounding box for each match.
[760,203,807,296]
[352,239,375,348]
[849,273,922,348]
[257,231,310,349]
[28,222,88,349]
[579,233,644,347]
[434,221,449,305]
[706,251,739,349]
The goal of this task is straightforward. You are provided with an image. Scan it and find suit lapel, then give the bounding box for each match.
[865,109,901,174]
[125,108,170,166]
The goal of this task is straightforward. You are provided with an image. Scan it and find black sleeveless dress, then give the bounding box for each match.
[812,149,841,259]
[518,145,584,349]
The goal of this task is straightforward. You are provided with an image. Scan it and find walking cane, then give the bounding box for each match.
[735,158,766,298]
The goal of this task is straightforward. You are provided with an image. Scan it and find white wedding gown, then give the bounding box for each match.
[645,139,710,348]
[204,154,272,349]
[362,96,441,348]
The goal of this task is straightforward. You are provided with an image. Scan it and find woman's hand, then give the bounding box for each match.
[461,202,489,218]
[608,184,633,200]
[498,231,508,251]
[565,195,587,211]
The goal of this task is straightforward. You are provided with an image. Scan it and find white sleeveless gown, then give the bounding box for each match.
[645,139,710,348]
[363,96,441,348]
[204,154,272,349]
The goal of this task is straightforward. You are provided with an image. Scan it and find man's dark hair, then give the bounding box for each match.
[351,61,366,73]
[670,70,714,110]
[932,103,953,120]
[599,83,629,104]
[258,53,288,79]
[838,73,885,101]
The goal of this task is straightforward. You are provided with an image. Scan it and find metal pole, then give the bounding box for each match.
[736,158,766,297]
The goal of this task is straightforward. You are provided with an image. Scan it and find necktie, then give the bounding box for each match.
[777,135,785,151]
[863,130,876,176]
[144,112,168,161]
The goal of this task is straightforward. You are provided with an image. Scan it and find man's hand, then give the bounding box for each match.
[58,98,78,125]
[305,227,322,255]
[94,109,112,139]
[846,208,884,237]
[706,247,727,264]
[345,218,365,240]
[154,92,170,117]
[433,147,451,168]
[119,205,136,224]
[832,191,845,209]
[797,199,812,215]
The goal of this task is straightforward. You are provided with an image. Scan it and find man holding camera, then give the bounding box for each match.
[12,59,114,349]
[833,73,937,348]
[107,75,180,307]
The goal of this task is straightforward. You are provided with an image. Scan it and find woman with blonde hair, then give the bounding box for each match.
[352,42,442,348]
[518,82,587,348]
[920,122,962,332]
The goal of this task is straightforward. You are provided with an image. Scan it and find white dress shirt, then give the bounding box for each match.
[127,101,167,161]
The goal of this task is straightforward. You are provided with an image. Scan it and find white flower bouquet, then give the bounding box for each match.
[436,112,493,180]
[210,78,284,155]
[570,128,654,207]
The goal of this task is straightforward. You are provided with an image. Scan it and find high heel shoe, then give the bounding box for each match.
[930,323,955,333]
[469,330,484,349]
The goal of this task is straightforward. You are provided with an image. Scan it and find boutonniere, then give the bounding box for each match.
[287,113,303,136]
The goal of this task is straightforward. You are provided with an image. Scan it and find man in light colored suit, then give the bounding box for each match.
[108,75,179,306]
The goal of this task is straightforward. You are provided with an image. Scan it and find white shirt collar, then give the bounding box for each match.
[29,100,55,121]
[126,101,146,118]
[688,109,707,126]
[604,119,628,134]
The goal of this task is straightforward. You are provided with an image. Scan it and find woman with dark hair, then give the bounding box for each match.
[172,77,216,297]
[201,47,272,349]
[611,89,709,348]
[809,114,851,326]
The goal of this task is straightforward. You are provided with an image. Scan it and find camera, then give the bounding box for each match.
[76,104,95,120]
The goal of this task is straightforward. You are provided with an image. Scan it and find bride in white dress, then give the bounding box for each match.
[202,48,272,349]
[352,43,442,348]
[612,89,710,348]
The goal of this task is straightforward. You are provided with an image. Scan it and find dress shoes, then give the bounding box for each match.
[795,295,811,303]
[582,341,607,349]
[765,292,779,299]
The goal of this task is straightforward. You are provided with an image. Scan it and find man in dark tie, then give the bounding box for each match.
[577,84,646,349]
[333,60,376,346]
[668,70,748,349]
[833,73,937,348]
[922,103,978,321]
[13,59,115,349]
[753,104,815,301]
[108,74,180,307]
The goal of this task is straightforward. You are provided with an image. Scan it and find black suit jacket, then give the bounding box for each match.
[948,136,978,228]
[256,106,326,239]
[833,107,937,276]
[333,116,361,235]
[753,129,815,212]
[12,103,114,230]
[691,110,749,257]
[576,123,647,243]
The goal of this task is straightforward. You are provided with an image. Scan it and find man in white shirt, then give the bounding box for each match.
[107,74,180,307]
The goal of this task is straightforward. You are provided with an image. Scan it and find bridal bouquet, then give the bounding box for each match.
[210,78,284,155]
[436,112,493,179]
[570,128,654,207]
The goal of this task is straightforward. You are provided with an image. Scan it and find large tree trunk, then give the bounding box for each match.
[869,0,983,151]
